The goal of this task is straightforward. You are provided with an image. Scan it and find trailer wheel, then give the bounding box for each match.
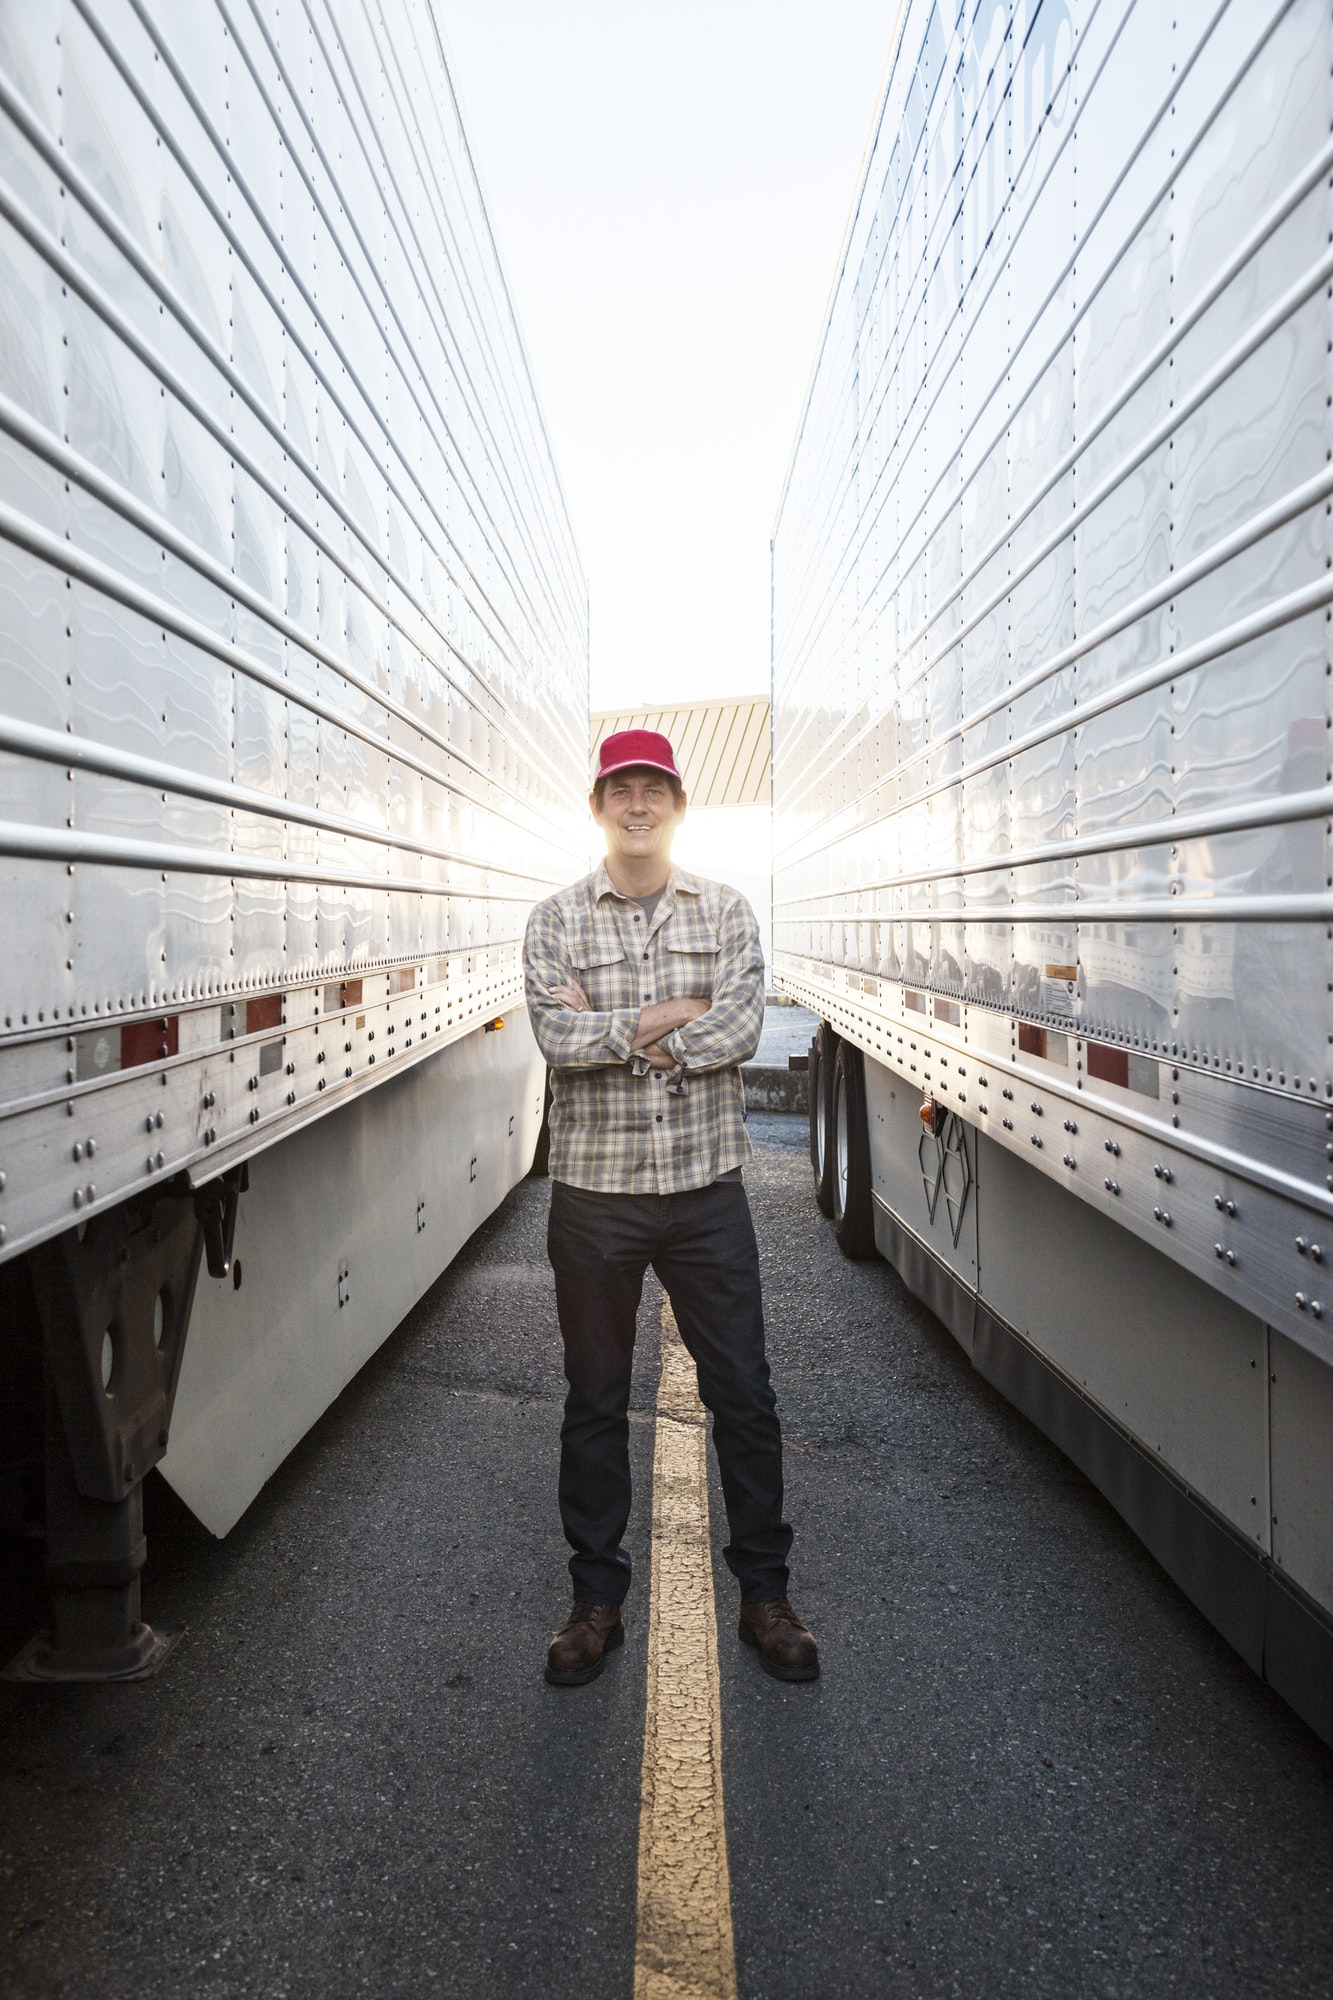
[810,1022,838,1216]
[831,1039,877,1258]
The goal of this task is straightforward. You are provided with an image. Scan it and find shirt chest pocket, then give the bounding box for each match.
[664,926,719,998]
[569,935,629,1010]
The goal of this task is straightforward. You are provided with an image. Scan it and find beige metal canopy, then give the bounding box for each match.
[590,696,771,809]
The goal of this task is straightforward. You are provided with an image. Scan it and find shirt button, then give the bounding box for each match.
[643,950,650,960]
[656,1115,663,1123]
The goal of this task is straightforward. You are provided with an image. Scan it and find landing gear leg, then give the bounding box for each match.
[3,1189,206,1682]
[16,1373,179,1681]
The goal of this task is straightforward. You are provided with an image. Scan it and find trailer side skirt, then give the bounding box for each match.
[863,1050,1333,1749]
[160,1011,545,1537]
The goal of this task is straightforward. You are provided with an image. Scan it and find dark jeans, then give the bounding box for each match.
[546,1177,792,1606]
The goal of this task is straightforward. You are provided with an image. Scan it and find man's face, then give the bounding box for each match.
[591,767,685,869]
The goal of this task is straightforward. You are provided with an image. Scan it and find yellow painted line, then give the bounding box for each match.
[633,1298,739,2000]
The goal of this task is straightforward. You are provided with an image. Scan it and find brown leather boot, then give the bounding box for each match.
[544,1602,625,1686]
[738,1597,820,1681]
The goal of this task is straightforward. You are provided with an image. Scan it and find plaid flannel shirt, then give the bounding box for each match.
[523,862,765,1193]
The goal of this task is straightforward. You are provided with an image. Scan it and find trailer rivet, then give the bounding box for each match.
[155,1111,163,1130]
[1296,1291,1308,1309]
[1215,1243,1224,1258]
[0,1173,6,1192]
[86,1184,95,1202]
[156,1151,163,1169]
[1315,1302,1324,1320]
[1313,1246,1324,1263]
[72,1141,83,1162]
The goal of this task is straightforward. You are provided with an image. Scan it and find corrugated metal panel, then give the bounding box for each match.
[769,0,1333,1350]
[591,698,770,808]
[0,0,589,1262]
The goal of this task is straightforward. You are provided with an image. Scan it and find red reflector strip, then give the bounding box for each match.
[1018,1022,1047,1059]
[341,978,363,1008]
[246,993,283,1034]
[1086,1041,1130,1089]
[904,991,926,1014]
[120,1015,179,1069]
[389,967,417,995]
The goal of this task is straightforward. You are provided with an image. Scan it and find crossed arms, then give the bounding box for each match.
[522,893,765,1079]
[547,982,707,1069]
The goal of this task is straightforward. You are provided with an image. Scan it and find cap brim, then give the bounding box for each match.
[594,756,683,782]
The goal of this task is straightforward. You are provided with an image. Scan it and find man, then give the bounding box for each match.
[522,726,818,1687]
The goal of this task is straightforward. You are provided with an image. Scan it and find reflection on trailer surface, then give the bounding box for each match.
[772,0,1333,1743]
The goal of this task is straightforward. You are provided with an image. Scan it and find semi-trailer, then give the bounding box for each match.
[772,0,1333,1744]
[0,0,588,1676]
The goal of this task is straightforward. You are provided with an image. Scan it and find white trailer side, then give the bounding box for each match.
[0,0,586,1673]
[772,0,1333,1743]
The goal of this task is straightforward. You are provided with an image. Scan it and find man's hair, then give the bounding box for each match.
[593,766,685,812]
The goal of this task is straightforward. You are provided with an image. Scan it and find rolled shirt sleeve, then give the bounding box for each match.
[523,900,640,1071]
[659,888,765,1075]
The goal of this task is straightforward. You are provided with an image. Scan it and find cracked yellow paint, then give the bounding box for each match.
[633,1299,738,2000]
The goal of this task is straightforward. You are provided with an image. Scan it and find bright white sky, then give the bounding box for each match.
[439,2,896,714]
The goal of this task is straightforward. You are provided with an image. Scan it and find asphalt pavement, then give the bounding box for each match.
[3,1110,1333,1998]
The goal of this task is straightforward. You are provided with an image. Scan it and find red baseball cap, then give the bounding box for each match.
[594,727,683,785]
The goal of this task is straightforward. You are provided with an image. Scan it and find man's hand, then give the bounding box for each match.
[631,995,708,1051]
[549,978,593,1012]
[641,1041,678,1070]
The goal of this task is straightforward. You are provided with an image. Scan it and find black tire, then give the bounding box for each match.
[809,1022,838,1217]
[831,1040,878,1258]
